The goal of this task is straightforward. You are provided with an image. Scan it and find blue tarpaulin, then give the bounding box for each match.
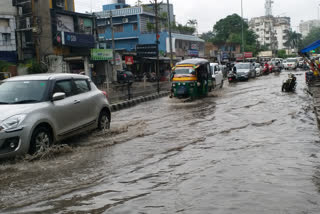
[300,40,320,53]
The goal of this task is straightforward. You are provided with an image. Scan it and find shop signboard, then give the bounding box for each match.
[91,49,113,60]
[125,56,134,65]
[188,49,199,57]
[62,31,95,48]
[136,44,158,57]
[244,52,253,58]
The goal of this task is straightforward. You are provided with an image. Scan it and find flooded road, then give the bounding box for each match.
[1,71,320,214]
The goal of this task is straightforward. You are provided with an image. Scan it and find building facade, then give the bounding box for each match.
[299,20,320,38]
[95,1,204,58]
[13,0,95,75]
[249,16,290,51]
[0,0,17,63]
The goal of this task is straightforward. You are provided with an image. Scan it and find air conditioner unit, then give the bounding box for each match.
[107,20,111,25]
[123,18,129,23]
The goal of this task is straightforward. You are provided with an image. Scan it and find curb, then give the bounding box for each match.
[110,91,170,112]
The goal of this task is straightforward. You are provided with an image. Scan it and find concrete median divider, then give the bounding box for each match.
[110,91,170,112]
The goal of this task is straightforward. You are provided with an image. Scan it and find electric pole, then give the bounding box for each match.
[241,0,245,62]
[110,10,117,82]
[155,0,160,94]
[167,0,173,68]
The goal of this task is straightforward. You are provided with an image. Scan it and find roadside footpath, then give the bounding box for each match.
[308,81,320,125]
[110,91,170,112]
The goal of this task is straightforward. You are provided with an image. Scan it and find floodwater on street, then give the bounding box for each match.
[1,71,320,214]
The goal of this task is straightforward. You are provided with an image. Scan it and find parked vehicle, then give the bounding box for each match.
[117,70,134,84]
[210,63,224,89]
[0,74,111,159]
[283,58,298,70]
[282,73,297,92]
[171,58,210,99]
[235,63,256,80]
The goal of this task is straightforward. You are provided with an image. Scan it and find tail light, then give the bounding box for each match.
[102,91,108,99]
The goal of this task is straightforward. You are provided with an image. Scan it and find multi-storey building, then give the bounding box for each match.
[0,0,17,63]
[13,0,95,75]
[95,0,204,79]
[249,16,290,51]
[299,20,320,38]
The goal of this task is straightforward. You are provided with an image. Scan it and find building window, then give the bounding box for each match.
[133,23,138,31]
[98,27,106,34]
[0,18,9,28]
[114,25,124,33]
[2,33,10,46]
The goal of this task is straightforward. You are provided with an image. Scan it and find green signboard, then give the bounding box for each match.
[91,49,113,60]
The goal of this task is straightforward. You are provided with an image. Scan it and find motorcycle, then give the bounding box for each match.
[262,66,270,75]
[273,65,281,74]
[228,72,237,83]
[282,73,297,92]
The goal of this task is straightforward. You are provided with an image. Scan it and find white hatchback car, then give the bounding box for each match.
[210,63,224,89]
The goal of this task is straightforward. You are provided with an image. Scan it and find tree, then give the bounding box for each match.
[211,14,259,54]
[135,0,143,6]
[200,31,215,42]
[284,30,302,51]
[301,27,320,53]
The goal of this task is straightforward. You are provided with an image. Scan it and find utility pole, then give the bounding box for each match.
[110,10,117,82]
[166,0,173,68]
[241,0,245,62]
[155,0,160,94]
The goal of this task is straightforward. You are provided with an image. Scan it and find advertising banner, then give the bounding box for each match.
[57,14,74,32]
[125,56,134,65]
[62,31,95,48]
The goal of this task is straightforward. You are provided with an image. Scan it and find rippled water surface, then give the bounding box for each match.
[1,71,320,214]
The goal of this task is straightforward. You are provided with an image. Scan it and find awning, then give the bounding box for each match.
[300,40,320,53]
[171,33,204,43]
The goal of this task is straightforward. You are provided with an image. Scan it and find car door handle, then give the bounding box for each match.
[74,100,81,104]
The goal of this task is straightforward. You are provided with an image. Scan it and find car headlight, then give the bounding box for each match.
[1,115,26,131]
[172,83,176,87]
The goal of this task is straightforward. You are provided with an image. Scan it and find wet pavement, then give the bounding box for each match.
[1,71,320,214]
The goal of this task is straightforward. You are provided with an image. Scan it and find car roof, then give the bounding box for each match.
[4,73,89,81]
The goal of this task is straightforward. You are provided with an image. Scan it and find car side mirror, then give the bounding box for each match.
[52,92,66,101]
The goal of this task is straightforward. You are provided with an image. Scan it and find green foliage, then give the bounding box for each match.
[301,27,320,53]
[277,50,287,58]
[171,22,196,35]
[26,60,47,74]
[0,60,13,73]
[208,13,259,55]
[284,30,302,50]
[200,31,215,42]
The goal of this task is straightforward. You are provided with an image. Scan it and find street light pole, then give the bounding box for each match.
[167,0,173,68]
[155,0,160,94]
[110,10,117,82]
[241,0,245,62]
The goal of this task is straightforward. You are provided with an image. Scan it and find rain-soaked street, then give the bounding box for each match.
[1,71,320,214]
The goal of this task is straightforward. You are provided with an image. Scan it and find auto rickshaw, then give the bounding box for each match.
[171,58,211,99]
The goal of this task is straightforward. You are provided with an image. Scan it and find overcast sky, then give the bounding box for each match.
[75,0,319,33]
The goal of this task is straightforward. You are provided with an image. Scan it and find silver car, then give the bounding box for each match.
[0,73,111,159]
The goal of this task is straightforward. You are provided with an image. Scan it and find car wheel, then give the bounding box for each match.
[212,79,216,89]
[98,110,110,132]
[220,80,224,88]
[29,126,53,154]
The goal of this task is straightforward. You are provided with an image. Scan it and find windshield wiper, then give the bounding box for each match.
[0,102,9,104]
[11,100,39,104]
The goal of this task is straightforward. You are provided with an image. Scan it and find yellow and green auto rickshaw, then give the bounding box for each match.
[171,58,212,99]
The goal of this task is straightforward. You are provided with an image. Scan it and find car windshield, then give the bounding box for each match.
[287,59,297,62]
[0,80,48,104]
[174,68,195,75]
[235,64,250,69]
